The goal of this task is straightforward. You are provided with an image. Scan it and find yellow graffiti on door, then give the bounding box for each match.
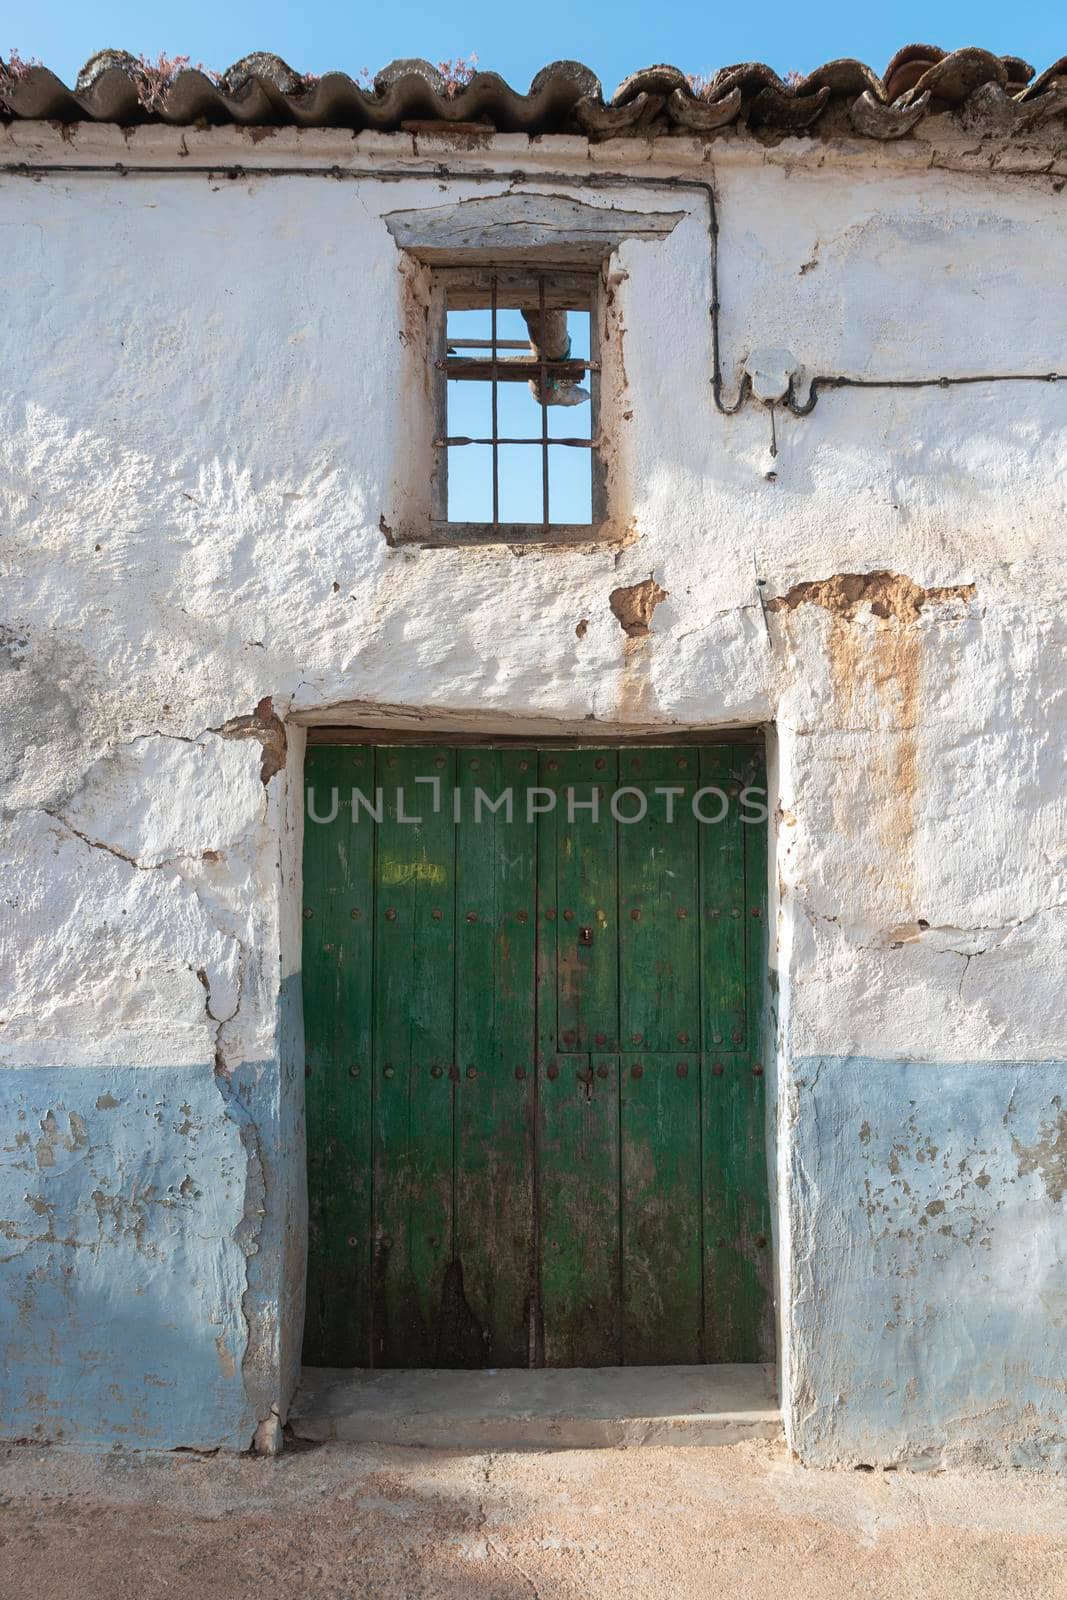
[379,856,448,887]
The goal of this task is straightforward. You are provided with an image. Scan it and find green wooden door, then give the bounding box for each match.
[302,741,772,1368]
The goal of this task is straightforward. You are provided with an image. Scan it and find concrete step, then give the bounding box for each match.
[289,1363,780,1449]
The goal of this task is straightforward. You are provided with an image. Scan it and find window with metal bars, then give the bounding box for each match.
[430,267,603,538]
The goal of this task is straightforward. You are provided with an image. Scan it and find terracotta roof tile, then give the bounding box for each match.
[2,46,1066,142]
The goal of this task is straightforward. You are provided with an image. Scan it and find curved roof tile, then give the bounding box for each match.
[1,46,1064,141]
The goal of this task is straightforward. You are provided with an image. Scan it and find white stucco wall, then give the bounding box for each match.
[1,120,1064,1460]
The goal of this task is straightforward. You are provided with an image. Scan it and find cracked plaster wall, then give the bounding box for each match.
[0,126,1064,1457]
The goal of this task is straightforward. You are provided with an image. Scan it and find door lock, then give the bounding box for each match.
[579,926,594,946]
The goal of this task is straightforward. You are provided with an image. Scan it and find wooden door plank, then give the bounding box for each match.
[550,749,619,1052]
[539,1052,621,1366]
[371,746,456,1366]
[535,747,560,1071]
[373,1056,455,1366]
[372,746,456,1064]
[617,747,700,1052]
[302,744,375,1366]
[743,744,769,1058]
[698,745,749,1052]
[702,1051,774,1360]
[452,748,538,1366]
[620,1052,703,1364]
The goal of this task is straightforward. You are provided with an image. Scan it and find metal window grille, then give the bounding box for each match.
[432,267,601,534]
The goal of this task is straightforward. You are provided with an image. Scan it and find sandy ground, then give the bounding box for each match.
[0,1436,1064,1600]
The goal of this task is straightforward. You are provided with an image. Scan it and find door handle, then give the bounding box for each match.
[579,926,594,946]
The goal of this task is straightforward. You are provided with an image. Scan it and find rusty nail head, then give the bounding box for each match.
[384,1066,394,1079]
[545,908,556,921]
[563,909,574,921]
[755,1234,768,1249]
[595,757,606,770]
[385,908,397,921]
[519,759,529,771]
[350,907,362,920]
[470,759,480,771]
[677,1032,690,1045]
[548,759,559,771]
[731,907,742,918]
[547,1063,559,1080]
[752,907,762,918]
[630,909,640,921]
[631,1063,643,1079]
[466,1066,477,1079]
[349,1064,361,1078]
[347,1235,358,1247]
[752,1063,764,1076]
[431,908,442,921]
[712,1062,724,1077]
[431,1064,443,1078]
[514,1066,527,1081]
[434,755,445,767]
[676,757,687,769]
[712,1032,723,1044]
[466,910,477,923]
[562,1030,576,1045]
[517,910,529,923]
[595,1032,607,1046]
[303,908,313,920]
[676,1061,688,1077]
[677,907,688,919]
[630,1033,642,1045]
[732,1030,745,1044]
[597,1064,609,1079]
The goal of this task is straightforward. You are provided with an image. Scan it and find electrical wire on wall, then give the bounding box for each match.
[3,156,1065,414]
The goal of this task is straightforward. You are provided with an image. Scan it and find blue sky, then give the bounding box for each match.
[5,0,1064,90]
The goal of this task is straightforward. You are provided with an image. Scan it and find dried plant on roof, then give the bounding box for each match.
[688,64,804,98]
[436,53,479,98]
[129,52,218,112]
[0,47,42,112]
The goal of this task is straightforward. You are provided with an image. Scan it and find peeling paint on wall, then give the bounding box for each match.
[1012,1105,1067,1205]
[216,697,288,786]
[609,578,669,637]
[767,571,976,622]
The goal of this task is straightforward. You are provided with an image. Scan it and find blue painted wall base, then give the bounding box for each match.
[0,1063,294,1450]
[788,1057,1067,1469]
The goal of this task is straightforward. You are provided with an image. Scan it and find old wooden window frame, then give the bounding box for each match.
[429,266,605,544]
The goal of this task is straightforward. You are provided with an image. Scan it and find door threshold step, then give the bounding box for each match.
[289,1363,780,1449]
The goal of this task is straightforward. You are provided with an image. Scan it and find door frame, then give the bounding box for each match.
[289,712,781,1387]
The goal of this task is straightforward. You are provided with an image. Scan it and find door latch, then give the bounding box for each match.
[579,926,594,946]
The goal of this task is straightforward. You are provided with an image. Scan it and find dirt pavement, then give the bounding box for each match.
[0,1436,1064,1600]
